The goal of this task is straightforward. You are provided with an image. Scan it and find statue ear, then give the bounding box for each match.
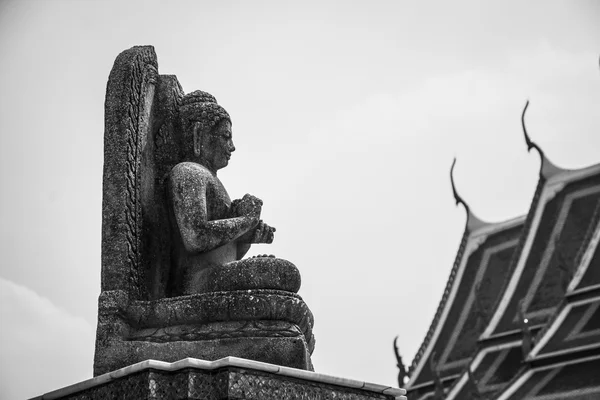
[193,123,202,157]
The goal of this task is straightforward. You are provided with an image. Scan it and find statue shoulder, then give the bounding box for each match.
[168,162,213,186]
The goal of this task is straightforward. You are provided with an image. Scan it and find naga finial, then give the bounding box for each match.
[394,336,408,387]
[451,157,468,211]
[521,100,565,179]
[450,158,488,233]
[393,336,402,364]
[521,100,544,157]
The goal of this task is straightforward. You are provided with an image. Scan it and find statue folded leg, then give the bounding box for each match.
[194,256,302,294]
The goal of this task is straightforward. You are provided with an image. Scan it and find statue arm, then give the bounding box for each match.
[234,220,275,259]
[168,164,259,254]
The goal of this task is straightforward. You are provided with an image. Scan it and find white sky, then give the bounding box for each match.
[1,1,599,398]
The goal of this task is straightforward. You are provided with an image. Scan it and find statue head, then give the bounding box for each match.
[179,90,234,172]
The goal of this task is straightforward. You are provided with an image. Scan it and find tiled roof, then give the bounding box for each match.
[486,174,600,338]
[407,218,524,389]
[406,225,470,385]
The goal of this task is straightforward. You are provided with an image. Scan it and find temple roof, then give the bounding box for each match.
[481,162,600,340]
[407,218,524,389]
[408,160,600,398]
[405,100,600,399]
[406,160,526,390]
[436,191,600,399]
[477,102,600,342]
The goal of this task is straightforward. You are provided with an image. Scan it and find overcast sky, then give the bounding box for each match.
[1,1,599,398]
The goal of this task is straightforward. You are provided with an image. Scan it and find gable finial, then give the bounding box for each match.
[393,336,408,387]
[451,157,468,211]
[521,100,565,179]
[450,158,489,233]
[521,100,544,157]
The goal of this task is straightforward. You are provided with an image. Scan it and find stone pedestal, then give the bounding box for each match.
[32,358,407,400]
[95,289,315,375]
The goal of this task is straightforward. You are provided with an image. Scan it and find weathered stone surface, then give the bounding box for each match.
[101,45,158,299]
[95,334,312,376]
[35,360,406,400]
[195,257,301,294]
[163,87,280,297]
[94,289,315,375]
[95,45,315,376]
[127,290,314,336]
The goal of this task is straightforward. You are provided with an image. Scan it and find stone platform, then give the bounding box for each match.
[31,357,407,400]
[94,289,315,375]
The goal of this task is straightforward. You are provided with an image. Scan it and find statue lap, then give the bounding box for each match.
[196,257,302,294]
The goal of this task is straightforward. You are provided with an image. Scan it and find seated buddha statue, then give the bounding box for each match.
[165,90,299,296]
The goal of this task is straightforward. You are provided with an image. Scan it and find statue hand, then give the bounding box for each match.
[231,194,262,224]
[252,220,276,244]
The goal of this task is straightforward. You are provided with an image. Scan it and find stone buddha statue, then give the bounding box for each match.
[95,46,313,375]
[166,91,296,296]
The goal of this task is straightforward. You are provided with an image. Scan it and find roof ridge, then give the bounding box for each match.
[407,226,470,380]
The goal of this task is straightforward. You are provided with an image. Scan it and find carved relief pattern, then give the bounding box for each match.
[131,320,303,343]
[63,372,149,399]
[126,290,315,349]
[123,48,157,299]
[227,370,391,400]
[188,371,228,400]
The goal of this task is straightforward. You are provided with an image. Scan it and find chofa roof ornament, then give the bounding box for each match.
[521,100,566,179]
[450,158,490,233]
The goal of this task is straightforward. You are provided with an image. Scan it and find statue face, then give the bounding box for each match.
[198,119,235,172]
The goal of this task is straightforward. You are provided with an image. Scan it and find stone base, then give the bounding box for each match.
[94,290,315,375]
[95,333,312,375]
[32,358,407,400]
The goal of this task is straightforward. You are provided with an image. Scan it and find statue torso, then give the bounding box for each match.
[204,170,231,221]
[166,162,237,295]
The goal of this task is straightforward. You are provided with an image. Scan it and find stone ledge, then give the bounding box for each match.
[31,357,407,400]
[95,289,316,374]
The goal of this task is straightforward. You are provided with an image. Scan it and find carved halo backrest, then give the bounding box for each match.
[101,46,183,300]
